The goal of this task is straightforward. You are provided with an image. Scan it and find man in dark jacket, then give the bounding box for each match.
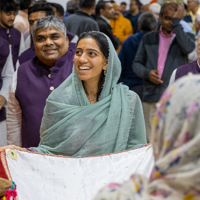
[119,12,158,100]
[123,0,141,33]
[96,1,120,50]
[64,0,99,36]
[133,3,195,142]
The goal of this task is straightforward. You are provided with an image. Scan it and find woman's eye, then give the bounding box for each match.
[75,51,82,55]
[90,52,96,56]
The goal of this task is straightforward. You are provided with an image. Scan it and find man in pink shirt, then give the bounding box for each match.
[133,3,195,142]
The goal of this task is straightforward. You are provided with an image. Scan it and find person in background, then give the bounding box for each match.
[119,13,157,100]
[49,2,64,20]
[187,15,200,63]
[169,19,200,84]
[184,0,200,33]
[96,0,120,50]
[7,16,74,148]
[17,3,55,66]
[133,3,195,142]
[0,37,14,147]
[120,2,127,14]
[94,75,200,200]
[14,0,34,34]
[64,0,99,36]
[49,2,79,44]
[123,0,142,33]
[63,0,79,22]
[110,2,133,53]
[0,0,25,70]
[148,3,161,19]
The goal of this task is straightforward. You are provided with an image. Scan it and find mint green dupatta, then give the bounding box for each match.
[32,32,145,156]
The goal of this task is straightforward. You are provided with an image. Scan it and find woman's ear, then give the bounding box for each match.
[103,59,108,70]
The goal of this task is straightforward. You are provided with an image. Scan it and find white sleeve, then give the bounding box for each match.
[70,35,79,43]
[6,70,22,147]
[0,49,14,102]
[19,33,26,55]
[15,59,20,70]
[169,69,177,86]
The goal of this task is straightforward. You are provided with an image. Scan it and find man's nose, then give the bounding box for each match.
[44,38,53,46]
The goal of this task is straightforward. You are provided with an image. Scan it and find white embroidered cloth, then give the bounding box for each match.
[1,146,154,200]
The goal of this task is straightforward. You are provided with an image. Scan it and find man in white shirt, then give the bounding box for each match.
[0,37,14,147]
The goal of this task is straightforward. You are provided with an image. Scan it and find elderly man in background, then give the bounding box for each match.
[133,3,195,142]
[110,3,133,53]
[7,16,74,148]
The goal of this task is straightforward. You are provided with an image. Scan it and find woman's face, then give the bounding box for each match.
[74,37,107,83]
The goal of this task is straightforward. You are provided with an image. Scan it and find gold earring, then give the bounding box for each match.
[104,69,107,76]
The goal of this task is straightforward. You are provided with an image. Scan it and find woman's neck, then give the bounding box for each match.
[83,80,98,104]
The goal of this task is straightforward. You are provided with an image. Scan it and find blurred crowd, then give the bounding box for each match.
[0,0,199,147]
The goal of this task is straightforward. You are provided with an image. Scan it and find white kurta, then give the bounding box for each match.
[0,48,14,147]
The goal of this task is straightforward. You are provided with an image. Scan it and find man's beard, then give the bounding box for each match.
[1,21,13,29]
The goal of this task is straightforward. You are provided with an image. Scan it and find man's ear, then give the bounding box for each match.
[66,36,69,46]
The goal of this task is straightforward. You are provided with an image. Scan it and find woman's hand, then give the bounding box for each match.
[0,145,26,153]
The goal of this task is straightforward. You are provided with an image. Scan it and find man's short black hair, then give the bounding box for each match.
[120,2,127,6]
[28,3,55,17]
[160,2,178,17]
[18,0,33,10]
[66,1,79,14]
[131,0,142,8]
[79,0,95,9]
[95,0,111,16]
[49,3,64,17]
[0,0,19,12]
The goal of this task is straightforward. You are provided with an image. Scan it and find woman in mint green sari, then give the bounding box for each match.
[2,31,142,157]
[30,31,147,156]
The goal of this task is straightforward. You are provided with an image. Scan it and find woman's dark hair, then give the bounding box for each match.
[77,32,109,101]
[28,3,55,17]
[0,0,19,12]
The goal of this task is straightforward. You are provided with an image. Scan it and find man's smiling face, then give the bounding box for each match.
[34,27,69,67]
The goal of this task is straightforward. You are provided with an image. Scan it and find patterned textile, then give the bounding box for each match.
[32,32,146,156]
[94,75,200,200]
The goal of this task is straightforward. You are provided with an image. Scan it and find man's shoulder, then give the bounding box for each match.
[18,57,37,72]
[11,27,21,35]
[0,37,9,55]
[142,31,159,43]
[65,13,97,24]
[178,60,197,70]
